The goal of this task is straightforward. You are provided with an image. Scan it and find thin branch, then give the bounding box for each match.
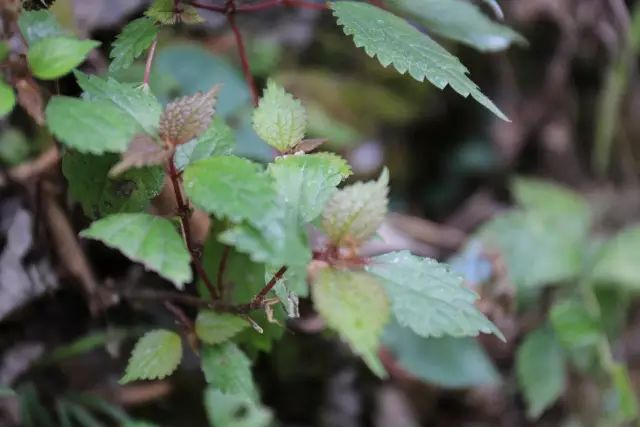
[143,39,158,86]
[164,300,195,331]
[250,266,287,306]
[190,0,226,12]
[227,11,259,106]
[217,245,230,298]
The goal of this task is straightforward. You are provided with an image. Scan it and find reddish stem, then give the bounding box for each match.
[227,11,259,106]
[190,0,226,12]
[143,39,158,86]
[250,266,287,307]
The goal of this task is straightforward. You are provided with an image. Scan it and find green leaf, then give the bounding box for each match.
[366,251,504,341]
[159,86,220,145]
[268,152,351,223]
[591,225,640,290]
[252,79,307,151]
[80,213,192,288]
[550,299,601,349]
[174,117,236,171]
[18,10,65,46]
[391,0,525,52]
[46,96,139,154]
[0,129,30,165]
[382,319,499,388]
[607,364,639,422]
[120,329,182,383]
[62,151,165,219]
[75,72,162,135]
[204,388,272,427]
[28,37,99,80]
[0,386,16,397]
[331,1,508,120]
[312,268,389,376]
[0,41,8,62]
[109,17,159,72]
[0,80,16,117]
[195,311,248,345]
[201,343,257,399]
[516,327,566,420]
[322,168,389,245]
[146,0,204,24]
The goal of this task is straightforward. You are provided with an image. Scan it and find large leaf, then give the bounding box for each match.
[204,388,272,427]
[591,225,640,290]
[196,311,248,345]
[0,80,15,117]
[201,343,257,399]
[331,1,508,120]
[75,72,162,135]
[109,17,159,72]
[516,327,566,420]
[62,151,164,219]
[18,10,65,45]
[174,117,236,171]
[312,268,389,376]
[366,251,504,340]
[80,213,192,288]
[392,0,525,52]
[268,152,351,223]
[120,329,182,383]
[28,37,99,80]
[46,96,138,154]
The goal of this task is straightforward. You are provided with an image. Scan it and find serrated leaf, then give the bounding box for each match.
[196,311,248,345]
[80,213,192,288]
[75,72,162,135]
[392,0,525,52]
[18,10,65,45]
[322,168,388,245]
[252,80,307,151]
[516,327,566,420]
[382,318,499,388]
[268,152,351,223]
[46,96,138,154]
[591,225,640,290]
[109,134,172,177]
[331,1,508,120]
[0,80,16,117]
[204,388,272,427]
[550,299,601,349]
[62,151,165,218]
[146,0,204,25]
[201,343,257,399]
[174,117,236,171]
[28,37,99,80]
[109,17,159,72]
[366,251,504,341]
[120,329,182,383]
[160,86,220,145]
[312,268,389,376]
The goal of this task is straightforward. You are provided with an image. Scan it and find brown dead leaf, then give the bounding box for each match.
[109,134,173,177]
[15,78,44,125]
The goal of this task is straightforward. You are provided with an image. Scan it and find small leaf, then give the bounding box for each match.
[146,0,204,25]
[195,311,248,345]
[45,96,138,154]
[0,80,16,117]
[289,138,327,154]
[550,299,601,349]
[109,17,159,72]
[516,327,566,420]
[80,213,192,288]
[160,86,221,145]
[591,225,640,290]
[204,388,272,427]
[366,251,504,340]
[109,134,172,177]
[28,37,99,80]
[174,117,236,171]
[331,1,508,120]
[268,152,352,223]
[18,10,65,45]
[201,343,257,399]
[322,168,388,245]
[252,80,307,151]
[120,329,182,383]
[312,268,389,376]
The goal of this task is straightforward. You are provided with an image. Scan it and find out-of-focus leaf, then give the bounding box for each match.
[201,343,257,399]
[120,329,182,383]
[174,117,236,171]
[160,86,220,145]
[0,80,16,117]
[196,311,248,345]
[591,225,640,290]
[18,10,65,45]
[28,37,99,80]
[606,364,639,423]
[0,42,9,62]
[109,17,159,72]
[146,0,203,24]
[204,388,272,427]
[550,299,601,349]
[0,386,15,397]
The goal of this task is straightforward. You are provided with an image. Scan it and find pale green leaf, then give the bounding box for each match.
[45,96,138,154]
[607,364,639,422]
[312,268,389,377]
[28,37,99,80]
[366,251,504,340]
[146,0,204,24]
[109,17,159,72]
[18,10,65,45]
[591,225,640,290]
[550,299,601,349]
[174,117,236,171]
[322,168,388,245]
[0,80,16,117]
[204,388,272,427]
[120,329,182,383]
[75,72,162,135]
[201,343,257,399]
[331,1,508,120]
[392,0,525,52]
[268,152,351,223]
[195,311,248,345]
[516,327,566,420]
[0,386,15,397]
[80,213,192,288]
[252,79,307,151]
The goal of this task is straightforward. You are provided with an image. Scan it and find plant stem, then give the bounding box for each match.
[124,289,268,314]
[250,266,287,306]
[236,0,327,12]
[164,300,195,331]
[226,9,259,106]
[217,245,230,298]
[143,39,158,86]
